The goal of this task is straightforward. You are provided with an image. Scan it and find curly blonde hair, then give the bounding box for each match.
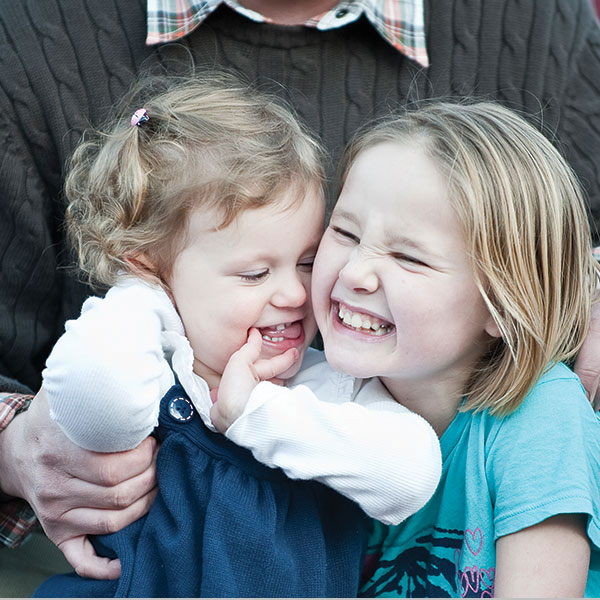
[342,101,599,416]
[65,72,325,288]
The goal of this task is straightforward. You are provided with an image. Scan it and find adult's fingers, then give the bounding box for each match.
[28,439,158,521]
[574,362,600,407]
[574,298,600,406]
[58,536,122,580]
[47,483,158,540]
[16,387,158,488]
[65,436,158,486]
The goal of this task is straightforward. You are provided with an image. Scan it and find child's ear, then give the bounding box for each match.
[124,252,161,283]
[124,253,175,303]
[484,315,502,339]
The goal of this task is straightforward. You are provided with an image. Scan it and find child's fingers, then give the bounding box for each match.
[247,327,263,347]
[253,348,299,381]
[244,327,263,357]
[229,328,263,364]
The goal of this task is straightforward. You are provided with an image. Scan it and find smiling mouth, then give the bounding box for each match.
[336,302,395,336]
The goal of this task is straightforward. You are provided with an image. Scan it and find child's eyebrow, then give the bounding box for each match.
[332,208,428,255]
[384,232,428,255]
[330,208,359,225]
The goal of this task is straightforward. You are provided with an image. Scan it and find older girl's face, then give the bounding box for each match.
[312,142,498,399]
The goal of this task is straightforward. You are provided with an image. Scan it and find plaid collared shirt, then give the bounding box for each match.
[147,0,429,67]
[0,393,37,548]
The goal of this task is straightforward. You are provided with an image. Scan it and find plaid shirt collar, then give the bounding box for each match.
[147,0,429,67]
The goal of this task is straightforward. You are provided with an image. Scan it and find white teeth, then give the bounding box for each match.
[263,335,284,342]
[276,324,286,331]
[351,314,362,328]
[337,303,393,335]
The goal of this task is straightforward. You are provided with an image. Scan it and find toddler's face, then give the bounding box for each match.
[312,142,499,394]
[167,185,324,387]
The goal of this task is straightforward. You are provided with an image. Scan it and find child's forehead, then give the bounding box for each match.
[185,183,324,237]
[176,187,323,270]
[190,179,324,226]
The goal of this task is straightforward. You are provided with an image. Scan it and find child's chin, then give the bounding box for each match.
[324,349,368,379]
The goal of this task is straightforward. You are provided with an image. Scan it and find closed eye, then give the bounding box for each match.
[331,226,360,244]
[392,253,428,267]
[298,257,315,272]
[239,269,269,282]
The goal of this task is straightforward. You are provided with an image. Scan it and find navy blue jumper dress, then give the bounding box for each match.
[35,383,370,597]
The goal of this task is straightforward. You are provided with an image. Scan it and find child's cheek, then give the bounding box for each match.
[311,245,337,330]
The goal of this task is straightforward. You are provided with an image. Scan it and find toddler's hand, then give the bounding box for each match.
[210,328,299,433]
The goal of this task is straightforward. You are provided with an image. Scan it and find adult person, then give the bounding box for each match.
[1,0,600,582]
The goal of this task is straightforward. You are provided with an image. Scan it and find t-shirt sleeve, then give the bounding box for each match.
[486,365,600,552]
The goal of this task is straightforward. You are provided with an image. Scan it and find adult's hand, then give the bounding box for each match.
[0,387,158,579]
[574,298,600,410]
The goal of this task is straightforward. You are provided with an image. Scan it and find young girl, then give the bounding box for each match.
[212,100,600,597]
[35,74,441,598]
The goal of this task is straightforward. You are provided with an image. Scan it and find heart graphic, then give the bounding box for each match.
[459,566,479,597]
[464,528,483,556]
[479,567,495,590]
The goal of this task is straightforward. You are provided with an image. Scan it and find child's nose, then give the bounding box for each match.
[271,272,308,308]
[339,250,378,293]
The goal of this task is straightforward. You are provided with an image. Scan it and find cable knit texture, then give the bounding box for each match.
[1,0,600,394]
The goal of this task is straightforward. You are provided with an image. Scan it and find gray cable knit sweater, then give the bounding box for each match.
[1,0,599,393]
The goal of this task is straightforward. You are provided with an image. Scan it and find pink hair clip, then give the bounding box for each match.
[130,108,149,127]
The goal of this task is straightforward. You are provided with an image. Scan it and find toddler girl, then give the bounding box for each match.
[35,74,441,598]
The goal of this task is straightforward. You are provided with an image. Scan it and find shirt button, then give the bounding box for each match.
[168,396,195,422]
[335,8,348,18]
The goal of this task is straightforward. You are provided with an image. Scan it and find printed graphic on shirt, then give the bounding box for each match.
[360,525,495,598]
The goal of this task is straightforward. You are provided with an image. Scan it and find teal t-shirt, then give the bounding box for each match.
[360,363,600,598]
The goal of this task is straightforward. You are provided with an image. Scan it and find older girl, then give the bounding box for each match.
[214,101,600,597]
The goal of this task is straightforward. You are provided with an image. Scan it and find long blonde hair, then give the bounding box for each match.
[343,101,598,415]
[65,72,325,288]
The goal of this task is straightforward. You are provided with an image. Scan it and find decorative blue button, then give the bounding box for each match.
[168,396,195,422]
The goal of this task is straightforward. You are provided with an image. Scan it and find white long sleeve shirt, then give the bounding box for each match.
[44,278,441,525]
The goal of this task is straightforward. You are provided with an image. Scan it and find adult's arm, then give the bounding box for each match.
[0,388,158,578]
[0,1,166,578]
[0,393,37,547]
[494,514,589,597]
